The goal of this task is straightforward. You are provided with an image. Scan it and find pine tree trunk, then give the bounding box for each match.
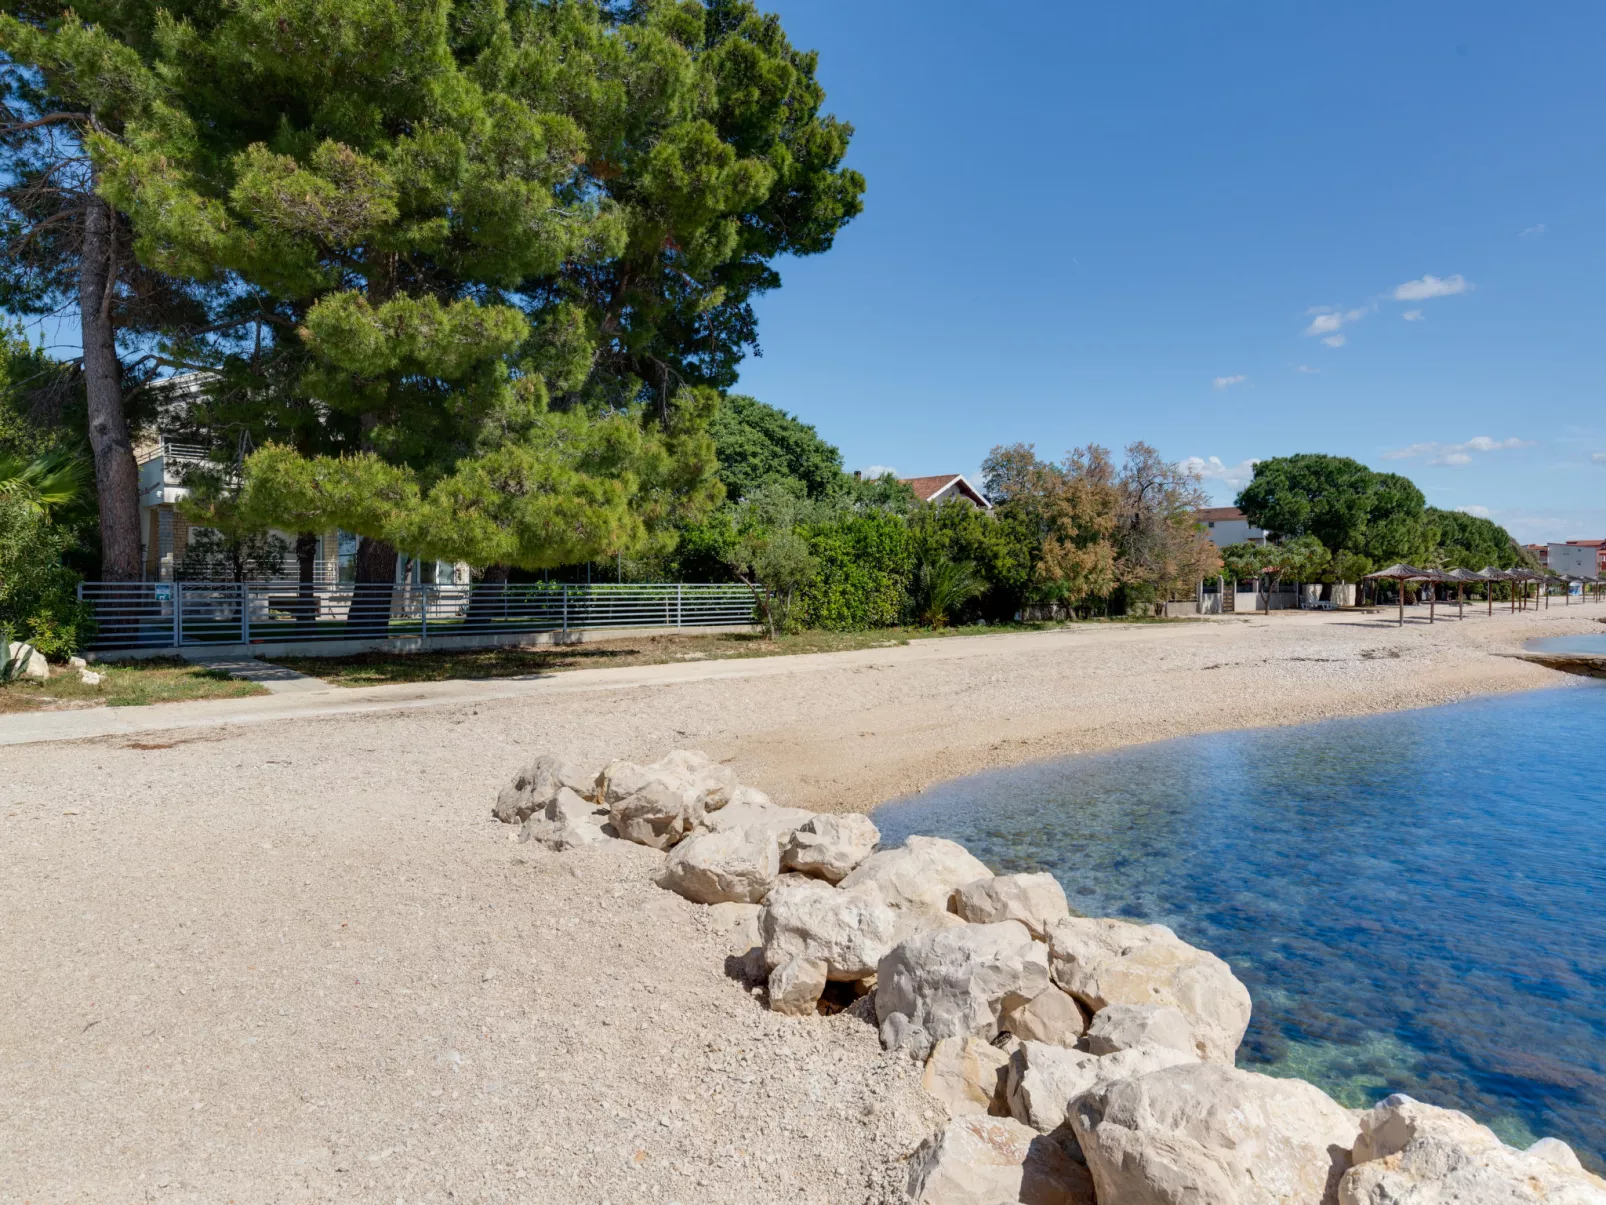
[295,531,319,633]
[80,195,142,583]
[348,536,396,638]
[466,564,510,623]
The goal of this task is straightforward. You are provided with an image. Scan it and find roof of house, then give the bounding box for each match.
[1195,506,1249,523]
[1564,539,1605,547]
[899,474,992,509]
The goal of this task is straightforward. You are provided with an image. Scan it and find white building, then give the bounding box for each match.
[1548,541,1604,579]
[1195,506,1267,547]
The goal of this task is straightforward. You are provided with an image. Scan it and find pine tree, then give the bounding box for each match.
[7,0,865,603]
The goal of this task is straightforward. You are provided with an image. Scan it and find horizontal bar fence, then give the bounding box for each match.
[76,580,757,653]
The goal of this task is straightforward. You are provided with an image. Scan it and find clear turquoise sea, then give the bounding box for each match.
[873,680,1606,1168]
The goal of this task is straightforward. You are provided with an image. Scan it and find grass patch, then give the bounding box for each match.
[0,658,266,712]
[269,618,1175,688]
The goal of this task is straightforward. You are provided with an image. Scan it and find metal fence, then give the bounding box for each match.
[77,580,757,653]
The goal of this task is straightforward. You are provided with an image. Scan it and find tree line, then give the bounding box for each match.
[1,0,861,604]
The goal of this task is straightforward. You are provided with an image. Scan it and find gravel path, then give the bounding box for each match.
[1,606,1597,1202]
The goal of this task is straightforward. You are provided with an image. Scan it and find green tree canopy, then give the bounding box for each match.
[1426,507,1524,570]
[707,393,844,501]
[1235,454,1376,551]
[5,0,865,574]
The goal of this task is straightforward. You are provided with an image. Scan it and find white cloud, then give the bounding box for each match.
[1303,306,1368,338]
[1212,374,1247,390]
[1593,452,1606,465]
[1521,224,1546,238]
[1402,309,1424,321]
[1179,456,1259,490]
[1393,274,1473,301]
[1295,364,1320,374]
[1322,334,1346,348]
[1384,436,1533,466]
[859,464,897,479]
[1456,505,1492,518]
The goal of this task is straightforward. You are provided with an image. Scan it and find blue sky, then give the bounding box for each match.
[738,1,1606,542]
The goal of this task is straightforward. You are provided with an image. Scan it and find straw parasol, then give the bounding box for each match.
[1474,567,1508,617]
[1445,567,1479,619]
[1365,564,1429,626]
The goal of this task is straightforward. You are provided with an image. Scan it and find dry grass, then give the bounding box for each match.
[0,659,266,712]
[268,621,1103,687]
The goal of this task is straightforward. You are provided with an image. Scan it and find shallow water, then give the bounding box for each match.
[1529,632,1606,655]
[873,686,1606,1166]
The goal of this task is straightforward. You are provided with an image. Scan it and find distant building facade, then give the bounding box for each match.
[1195,506,1267,547]
[1548,541,1605,578]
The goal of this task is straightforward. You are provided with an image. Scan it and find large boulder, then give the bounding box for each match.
[518,787,609,850]
[876,921,1050,1059]
[495,754,598,822]
[1070,1062,1358,1205]
[780,813,880,883]
[1000,986,1087,1047]
[4,641,48,682]
[954,873,1071,940]
[596,750,738,813]
[608,781,705,850]
[1084,1003,1195,1059]
[1340,1095,1606,1205]
[701,798,817,846]
[1006,1041,1197,1136]
[656,825,779,904]
[922,1035,1012,1117]
[760,879,897,982]
[839,835,994,912]
[906,1114,1095,1205]
[1047,917,1251,1064]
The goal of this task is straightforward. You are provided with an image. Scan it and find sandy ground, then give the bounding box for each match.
[1,604,1600,1203]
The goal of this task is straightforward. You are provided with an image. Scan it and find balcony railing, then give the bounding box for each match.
[76,580,757,653]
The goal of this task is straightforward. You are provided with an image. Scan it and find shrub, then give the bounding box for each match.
[0,498,95,656]
[796,513,913,630]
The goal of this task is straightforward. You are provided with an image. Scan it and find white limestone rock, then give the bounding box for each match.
[839,835,993,912]
[780,813,880,883]
[1070,1062,1358,1205]
[1084,1003,1195,1058]
[922,1035,1012,1117]
[1047,916,1251,1064]
[905,1113,1095,1205]
[595,749,737,813]
[1006,1040,1197,1136]
[608,781,705,850]
[655,825,779,904]
[760,879,897,982]
[517,787,608,850]
[3,641,48,682]
[494,754,597,823]
[1000,986,1086,1047]
[1340,1095,1606,1205]
[876,921,1051,1059]
[701,798,817,846]
[953,873,1071,940]
[79,670,103,686]
[767,956,828,1016]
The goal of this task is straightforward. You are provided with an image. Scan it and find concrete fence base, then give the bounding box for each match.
[90,623,761,663]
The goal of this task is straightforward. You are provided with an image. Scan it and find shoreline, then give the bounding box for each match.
[2,605,1602,1200]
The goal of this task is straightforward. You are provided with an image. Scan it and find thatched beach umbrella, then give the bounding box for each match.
[1365,564,1428,627]
[1474,567,1507,617]
[1445,567,1478,619]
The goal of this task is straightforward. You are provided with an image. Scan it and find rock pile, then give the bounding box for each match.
[495,750,1606,1205]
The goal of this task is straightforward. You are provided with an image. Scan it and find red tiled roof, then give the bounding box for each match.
[899,474,991,508]
[1195,506,1247,522]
